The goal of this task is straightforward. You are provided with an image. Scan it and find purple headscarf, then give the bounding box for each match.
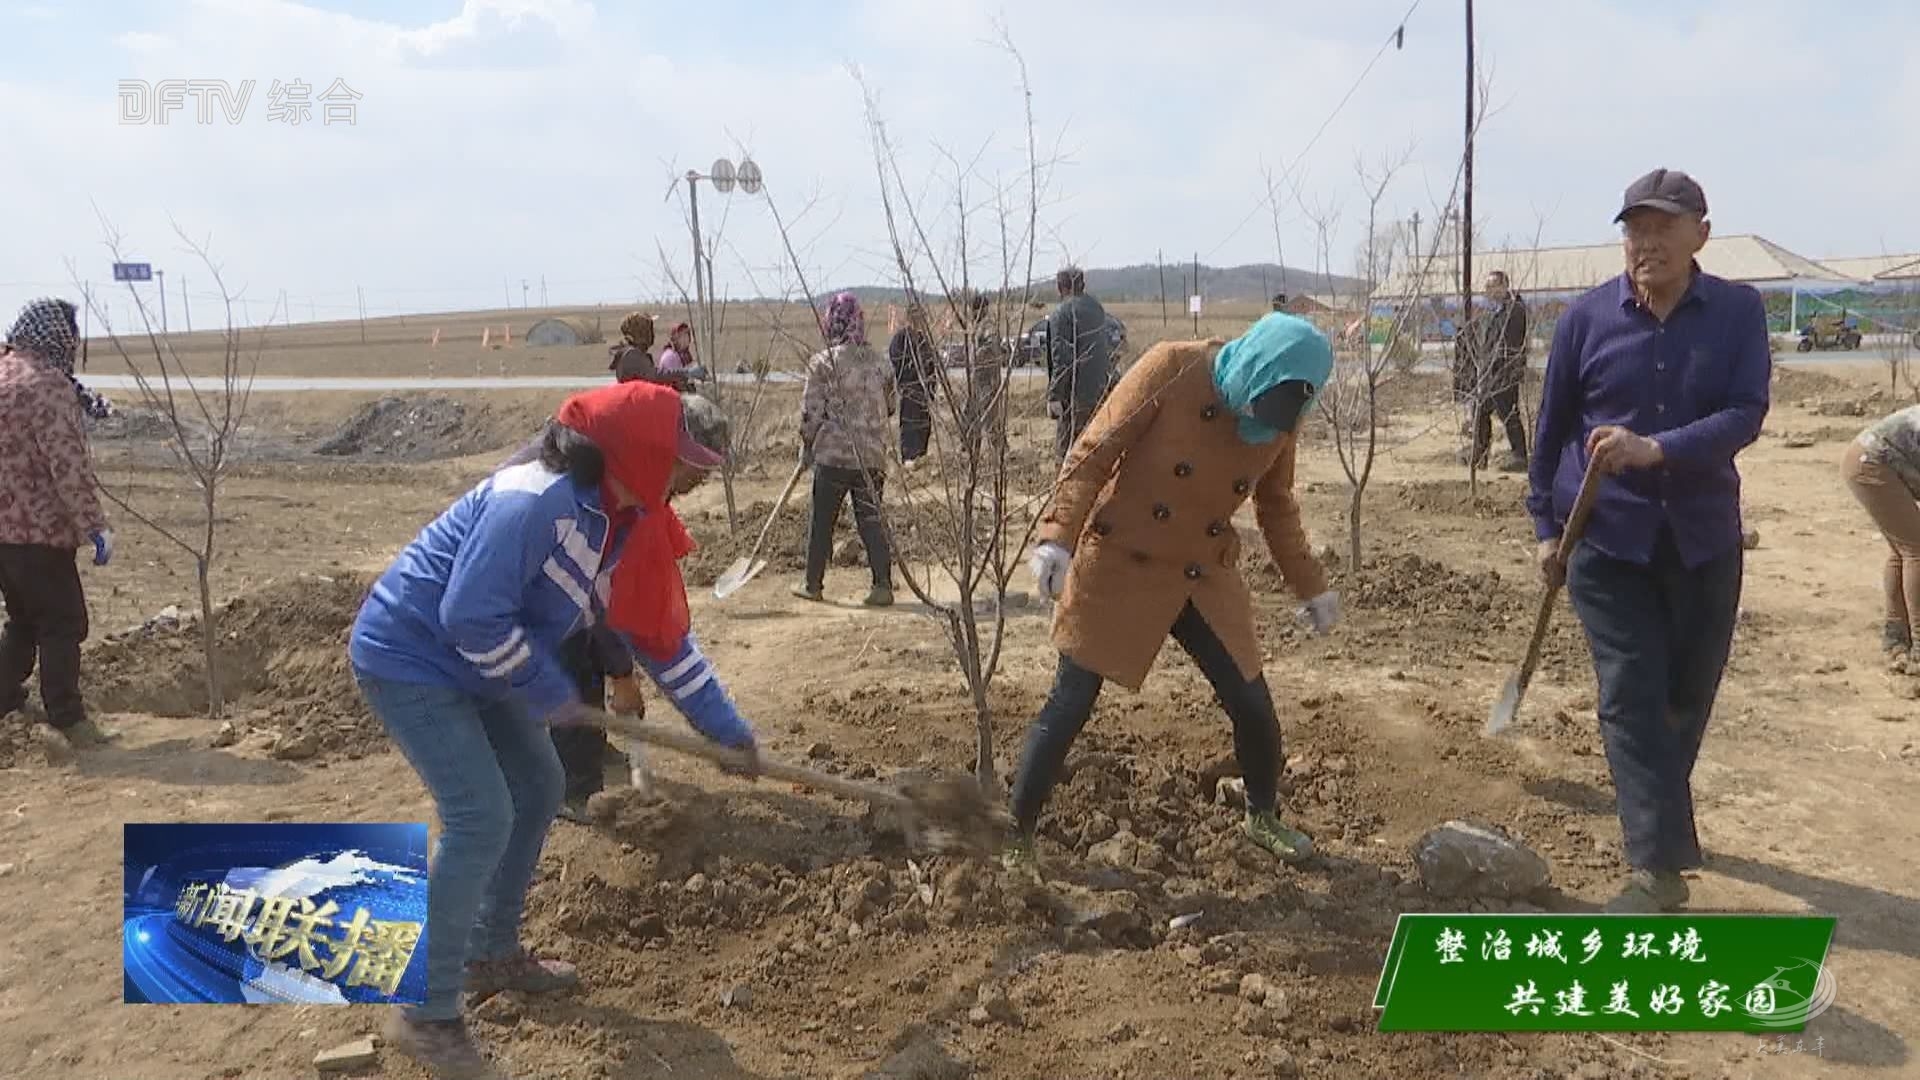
[822,292,866,347]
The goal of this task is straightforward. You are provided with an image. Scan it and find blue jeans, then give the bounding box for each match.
[355,672,566,1021]
[1566,530,1742,873]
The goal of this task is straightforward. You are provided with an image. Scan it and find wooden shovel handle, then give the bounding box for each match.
[1517,456,1606,691]
[739,462,808,570]
[589,709,909,809]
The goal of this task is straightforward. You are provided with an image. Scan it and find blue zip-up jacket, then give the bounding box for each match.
[349,461,753,746]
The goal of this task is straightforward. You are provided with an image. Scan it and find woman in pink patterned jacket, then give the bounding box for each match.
[0,298,115,748]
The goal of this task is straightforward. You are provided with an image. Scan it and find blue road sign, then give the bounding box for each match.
[113,262,153,282]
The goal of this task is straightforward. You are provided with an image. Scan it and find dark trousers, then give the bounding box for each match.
[804,465,892,591]
[1053,404,1096,463]
[1010,603,1283,834]
[1471,384,1527,463]
[549,631,608,800]
[0,544,90,729]
[900,397,933,462]
[1566,530,1742,873]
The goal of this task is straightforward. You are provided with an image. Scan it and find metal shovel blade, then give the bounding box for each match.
[711,556,767,600]
[1484,674,1521,737]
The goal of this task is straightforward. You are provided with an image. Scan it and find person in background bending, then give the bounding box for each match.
[1842,403,1920,664]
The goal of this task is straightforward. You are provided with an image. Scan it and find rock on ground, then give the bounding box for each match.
[1412,820,1551,899]
[313,1036,377,1072]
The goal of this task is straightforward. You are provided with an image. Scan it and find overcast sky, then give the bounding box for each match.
[4,0,1916,325]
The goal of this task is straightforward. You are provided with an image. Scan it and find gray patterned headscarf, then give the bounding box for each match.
[6,298,79,375]
[5,298,111,419]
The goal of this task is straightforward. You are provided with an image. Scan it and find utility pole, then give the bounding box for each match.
[182,277,192,332]
[1191,252,1201,336]
[522,279,530,308]
[156,269,168,333]
[80,283,89,371]
[357,285,368,344]
[1157,249,1168,327]
[1411,210,1423,258]
[686,170,708,331]
[541,275,548,307]
[1461,0,1476,337]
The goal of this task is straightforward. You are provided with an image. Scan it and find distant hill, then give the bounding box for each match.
[826,262,1364,307]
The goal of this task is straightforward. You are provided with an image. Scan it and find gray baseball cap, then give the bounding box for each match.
[1614,168,1708,223]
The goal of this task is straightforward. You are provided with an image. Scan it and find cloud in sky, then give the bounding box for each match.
[2,0,1916,323]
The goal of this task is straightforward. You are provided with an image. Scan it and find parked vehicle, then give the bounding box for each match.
[1797,313,1863,352]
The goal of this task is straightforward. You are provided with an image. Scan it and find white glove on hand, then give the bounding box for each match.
[1047,400,1066,420]
[1301,590,1342,635]
[1029,542,1071,601]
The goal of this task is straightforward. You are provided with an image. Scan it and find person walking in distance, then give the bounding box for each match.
[1465,269,1531,472]
[1528,169,1769,913]
[794,292,898,607]
[1010,313,1342,873]
[0,298,115,749]
[889,303,938,465]
[1044,267,1116,462]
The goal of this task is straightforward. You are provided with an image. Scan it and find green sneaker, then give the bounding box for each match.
[862,587,895,608]
[790,582,824,602]
[1244,810,1314,864]
[57,717,120,749]
[1000,834,1042,879]
[1603,869,1689,914]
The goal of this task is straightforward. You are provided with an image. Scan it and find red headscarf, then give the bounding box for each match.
[554,382,698,662]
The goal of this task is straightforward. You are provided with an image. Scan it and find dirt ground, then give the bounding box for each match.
[1,360,1916,1080]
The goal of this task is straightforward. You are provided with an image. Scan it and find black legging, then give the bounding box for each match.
[804,465,893,591]
[1010,602,1283,834]
[550,631,609,800]
[900,396,933,462]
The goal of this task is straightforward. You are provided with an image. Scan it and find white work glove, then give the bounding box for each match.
[1301,590,1342,635]
[89,528,114,568]
[1029,541,1071,601]
[1047,400,1066,420]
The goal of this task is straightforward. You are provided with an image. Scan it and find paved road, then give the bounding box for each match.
[76,346,1897,395]
[77,369,1049,393]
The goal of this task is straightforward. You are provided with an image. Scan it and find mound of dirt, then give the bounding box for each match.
[682,499,853,589]
[1389,478,1528,519]
[85,574,376,761]
[1770,365,1853,406]
[313,395,528,461]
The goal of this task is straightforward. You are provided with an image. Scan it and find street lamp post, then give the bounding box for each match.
[675,156,763,534]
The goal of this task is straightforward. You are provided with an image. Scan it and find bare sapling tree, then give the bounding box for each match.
[71,221,267,716]
[1313,151,1411,572]
[812,27,1057,793]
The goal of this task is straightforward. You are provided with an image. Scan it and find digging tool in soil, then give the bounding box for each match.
[1485,456,1603,737]
[712,461,808,600]
[587,709,1008,855]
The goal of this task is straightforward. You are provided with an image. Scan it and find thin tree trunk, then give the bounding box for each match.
[197,556,220,717]
[1348,488,1363,576]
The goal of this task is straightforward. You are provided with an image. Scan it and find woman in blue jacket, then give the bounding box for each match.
[350,382,754,1079]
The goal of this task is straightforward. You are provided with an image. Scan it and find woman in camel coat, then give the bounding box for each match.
[1012,312,1341,869]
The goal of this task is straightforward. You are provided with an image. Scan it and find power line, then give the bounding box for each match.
[1205,0,1425,263]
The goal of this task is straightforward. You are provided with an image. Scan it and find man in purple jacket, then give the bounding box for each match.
[1528,169,1770,914]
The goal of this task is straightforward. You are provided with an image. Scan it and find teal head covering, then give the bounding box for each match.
[1211,312,1335,444]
